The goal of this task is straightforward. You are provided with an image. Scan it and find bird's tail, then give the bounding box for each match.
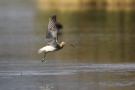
[38,48,44,54]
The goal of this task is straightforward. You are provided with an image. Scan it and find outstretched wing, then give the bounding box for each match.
[45,15,59,46]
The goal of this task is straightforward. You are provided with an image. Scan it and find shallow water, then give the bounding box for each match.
[0,60,135,90]
[0,0,135,90]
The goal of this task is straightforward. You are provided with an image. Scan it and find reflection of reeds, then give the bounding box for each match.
[37,0,135,11]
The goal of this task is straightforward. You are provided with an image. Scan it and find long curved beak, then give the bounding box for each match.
[66,43,75,48]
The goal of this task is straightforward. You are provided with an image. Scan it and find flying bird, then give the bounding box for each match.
[38,15,75,62]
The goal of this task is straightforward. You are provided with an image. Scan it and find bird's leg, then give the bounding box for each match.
[42,52,46,62]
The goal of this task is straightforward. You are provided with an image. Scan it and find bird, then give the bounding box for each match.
[38,15,75,62]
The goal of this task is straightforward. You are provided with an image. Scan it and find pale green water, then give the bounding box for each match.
[0,0,135,90]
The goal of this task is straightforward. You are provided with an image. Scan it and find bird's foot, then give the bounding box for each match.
[42,58,45,62]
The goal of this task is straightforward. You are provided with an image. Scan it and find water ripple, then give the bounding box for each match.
[0,61,135,76]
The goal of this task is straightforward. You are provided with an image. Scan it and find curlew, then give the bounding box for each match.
[38,15,75,62]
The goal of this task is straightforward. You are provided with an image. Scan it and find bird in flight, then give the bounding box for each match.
[38,15,75,62]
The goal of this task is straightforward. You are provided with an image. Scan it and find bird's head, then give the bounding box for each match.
[60,42,75,48]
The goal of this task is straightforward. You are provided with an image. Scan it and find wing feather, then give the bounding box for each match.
[45,15,59,47]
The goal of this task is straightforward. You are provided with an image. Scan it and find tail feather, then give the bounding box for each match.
[38,47,45,54]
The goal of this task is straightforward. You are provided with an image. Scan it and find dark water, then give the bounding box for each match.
[0,0,135,90]
[0,60,135,90]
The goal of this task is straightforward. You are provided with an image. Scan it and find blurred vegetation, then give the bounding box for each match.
[37,0,135,12]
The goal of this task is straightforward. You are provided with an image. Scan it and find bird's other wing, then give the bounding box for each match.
[45,15,58,47]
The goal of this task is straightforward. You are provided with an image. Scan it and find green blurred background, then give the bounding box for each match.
[0,0,135,62]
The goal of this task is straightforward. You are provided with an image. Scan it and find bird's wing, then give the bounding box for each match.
[45,15,59,47]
